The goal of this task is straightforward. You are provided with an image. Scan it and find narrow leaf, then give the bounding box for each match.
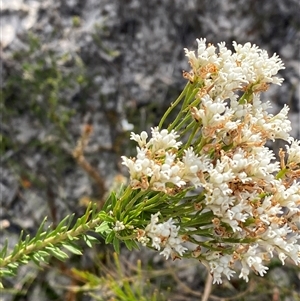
[67,234,79,241]
[124,239,139,251]
[0,239,8,258]
[18,256,30,265]
[63,244,82,255]
[98,212,115,223]
[83,235,92,248]
[113,237,120,254]
[23,234,31,248]
[0,268,16,277]
[33,217,48,242]
[51,214,72,236]
[87,235,98,243]
[65,213,75,230]
[105,231,115,244]
[95,221,110,234]
[7,262,18,269]
[11,231,25,256]
[31,254,42,266]
[45,247,69,261]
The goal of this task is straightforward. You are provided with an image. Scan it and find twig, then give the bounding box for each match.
[0,204,102,269]
[202,272,213,301]
[272,287,280,301]
[72,124,106,204]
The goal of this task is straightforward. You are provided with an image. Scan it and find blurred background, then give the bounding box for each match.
[1,0,300,300]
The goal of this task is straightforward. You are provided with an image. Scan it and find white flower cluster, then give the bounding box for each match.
[185,39,299,284]
[113,221,125,232]
[122,127,210,192]
[138,212,187,260]
[286,137,300,164]
[184,38,284,100]
[205,252,236,284]
[121,39,300,284]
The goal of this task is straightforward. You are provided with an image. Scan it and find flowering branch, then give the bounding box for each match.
[1,39,299,287]
[0,204,104,283]
[116,39,300,284]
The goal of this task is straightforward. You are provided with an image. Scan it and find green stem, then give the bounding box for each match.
[113,186,133,217]
[239,85,254,104]
[158,82,190,129]
[173,113,193,133]
[194,135,208,153]
[0,213,103,269]
[180,123,199,153]
[168,85,199,131]
[178,119,198,137]
[276,168,288,180]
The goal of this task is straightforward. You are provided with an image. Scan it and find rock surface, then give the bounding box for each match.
[1,0,300,300]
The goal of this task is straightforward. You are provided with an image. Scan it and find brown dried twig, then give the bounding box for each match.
[72,124,106,204]
[202,273,213,301]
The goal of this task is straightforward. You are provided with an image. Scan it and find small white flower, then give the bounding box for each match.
[205,252,236,284]
[232,41,285,85]
[240,245,269,279]
[278,252,288,265]
[273,181,300,213]
[267,105,292,141]
[194,96,233,133]
[137,236,150,246]
[144,212,188,260]
[181,148,210,187]
[130,131,148,147]
[148,127,182,152]
[286,138,300,164]
[259,222,300,265]
[184,38,220,70]
[239,267,250,282]
[113,221,125,232]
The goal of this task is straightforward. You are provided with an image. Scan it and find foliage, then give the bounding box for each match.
[71,253,169,301]
[0,203,100,284]
[2,33,85,135]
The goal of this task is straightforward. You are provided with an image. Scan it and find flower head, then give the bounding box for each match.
[142,212,187,259]
[119,39,299,285]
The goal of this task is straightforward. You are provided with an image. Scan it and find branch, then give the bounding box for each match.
[0,203,104,285]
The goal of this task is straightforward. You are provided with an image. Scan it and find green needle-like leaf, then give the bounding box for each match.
[113,237,120,253]
[0,239,8,258]
[63,243,83,255]
[33,217,48,242]
[45,246,69,261]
